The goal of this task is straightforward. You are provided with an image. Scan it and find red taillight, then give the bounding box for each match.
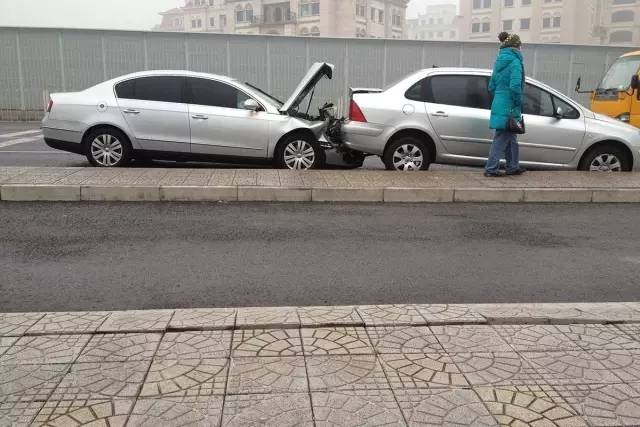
[46,99,53,113]
[349,100,367,123]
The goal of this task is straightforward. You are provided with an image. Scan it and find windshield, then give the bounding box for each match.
[598,56,640,91]
[244,83,283,108]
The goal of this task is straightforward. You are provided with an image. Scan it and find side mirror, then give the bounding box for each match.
[554,106,564,119]
[243,99,261,112]
[631,74,639,91]
[575,77,582,92]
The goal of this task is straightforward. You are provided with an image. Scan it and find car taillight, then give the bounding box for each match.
[46,99,53,113]
[349,100,367,123]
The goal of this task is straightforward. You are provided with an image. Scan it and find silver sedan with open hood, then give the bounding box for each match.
[42,63,336,169]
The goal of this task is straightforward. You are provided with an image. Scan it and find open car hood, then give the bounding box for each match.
[280,62,334,114]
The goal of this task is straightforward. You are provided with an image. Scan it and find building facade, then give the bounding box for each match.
[407,4,460,41]
[155,0,409,39]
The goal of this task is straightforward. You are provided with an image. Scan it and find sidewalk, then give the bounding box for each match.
[1,303,640,426]
[3,167,640,203]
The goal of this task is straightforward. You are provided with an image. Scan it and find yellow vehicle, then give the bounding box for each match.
[576,51,640,127]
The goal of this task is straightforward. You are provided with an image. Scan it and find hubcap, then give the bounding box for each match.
[590,154,622,172]
[392,144,424,171]
[284,140,315,170]
[91,134,123,167]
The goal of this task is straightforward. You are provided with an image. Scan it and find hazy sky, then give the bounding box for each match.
[0,0,451,30]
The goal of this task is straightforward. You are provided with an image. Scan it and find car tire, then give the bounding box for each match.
[84,127,133,168]
[383,137,431,171]
[275,133,326,170]
[579,144,631,172]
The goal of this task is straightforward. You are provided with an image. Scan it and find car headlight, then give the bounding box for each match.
[617,112,631,123]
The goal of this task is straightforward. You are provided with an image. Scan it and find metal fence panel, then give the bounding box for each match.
[1,27,639,119]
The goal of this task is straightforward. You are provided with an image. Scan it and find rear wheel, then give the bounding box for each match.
[84,128,132,167]
[579,144,631,172]
[383,137,431,171]
[275,134,325,170]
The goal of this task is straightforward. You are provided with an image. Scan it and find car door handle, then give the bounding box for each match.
[192,114,208,120]
[123,109,140,115]
[431,111,448,117]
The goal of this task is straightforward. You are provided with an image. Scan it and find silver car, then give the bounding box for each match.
[342,68,640,172]
[42,63,337,170]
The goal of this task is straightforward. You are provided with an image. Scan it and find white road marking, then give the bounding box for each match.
[0,151,68,154]
[0,136,43,149]
[0,129,42,139]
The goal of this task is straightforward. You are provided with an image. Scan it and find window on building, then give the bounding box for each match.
[209,17,215,27]
[473,0,492,9]
[522,0,532,5]
[612,10,635,23]
[505,0,514,7]
[356,1,366,17]
[553,16,561,27]
[209,0,214,5]
[610,30,634,43]
[482,21,491,32]
[310,26,320,36]
[437,31,443,38]
[116,77,185,104]
[450,30,456,38]
[300,0,320,17]
[220,15,226,27]
[613,0,635,4]
[472,22,481,33]
[520,18,530,30]
[235,6,244,22]
[245,4,253,21]
[503,20,513,30]
[378,10,384,24]
[543,16,551,28]
[186,78,252,109]
[371,8,376,21]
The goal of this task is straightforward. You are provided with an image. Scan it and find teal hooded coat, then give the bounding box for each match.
[488,48,524,130]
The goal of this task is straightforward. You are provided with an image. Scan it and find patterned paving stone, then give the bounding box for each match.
[235,307,300,328]
[26,312,110,335]
[156,330,233,359]
[380,353,469,388]
[493,325,582,352]
[128,396,224,427]
[0,312,44,337]
[552,383,640,426]
[298,306,363,327]
[574,303,640,323]
[49,361,150,400]
[77,333,161,362]
[0,337,17,357]
[357,305,427,326]
[475,386,588,426]
[0,399,44,427]
[98,310,173,332]
[432,325,512,353]
[307,355,390,391]
[589,348,640,382]
[521,351,625,385]
[311,389,405,426]
[231,329,303,357]
[301,327,374,355]
[139,358,229,398]
[227,356,308,394]
[366,326,444,354]
[0,334,90,364]
[559,324,640,351]
[473,304,586,324]
[169,308,236,330]
[416,304,487,325]
[32,399,134,427]
[394,388,497,426]
[0,364,69,403]
[222,393,314,426]
[450,352,543,387]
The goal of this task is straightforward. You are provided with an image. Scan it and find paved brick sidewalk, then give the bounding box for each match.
[1,303,640,426]
[3,167,640,202]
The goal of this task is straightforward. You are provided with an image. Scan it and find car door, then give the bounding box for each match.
[422,74,494,158]
[520,83,585,165]
[115,76,190,153]
[186,77,269,158]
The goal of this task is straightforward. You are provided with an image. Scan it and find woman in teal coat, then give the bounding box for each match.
[485,32,526,177]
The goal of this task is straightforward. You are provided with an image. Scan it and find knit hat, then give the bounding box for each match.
[498,32,522,49]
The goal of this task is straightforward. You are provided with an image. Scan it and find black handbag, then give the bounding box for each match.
[508,115,526,134]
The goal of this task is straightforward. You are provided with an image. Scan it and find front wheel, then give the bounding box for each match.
[383,137,431,171]
[579,144,631,172]
[275,134,325,170]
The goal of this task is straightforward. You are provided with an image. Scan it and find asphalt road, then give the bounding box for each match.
[1,202,639,312]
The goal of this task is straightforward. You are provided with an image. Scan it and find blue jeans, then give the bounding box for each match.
[485,130,520,174]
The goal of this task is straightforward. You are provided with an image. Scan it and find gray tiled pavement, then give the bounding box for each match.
[1,303,640,425]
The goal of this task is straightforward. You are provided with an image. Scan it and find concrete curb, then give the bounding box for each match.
[3,184,640,203]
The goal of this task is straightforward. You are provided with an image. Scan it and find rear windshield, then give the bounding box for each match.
[599,56,640,91]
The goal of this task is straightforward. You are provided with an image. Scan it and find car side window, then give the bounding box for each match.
[405,78,427,102]
[422,75,491,110]
[115,76,185,103]
[522,84,554,117]
[553,96,580,119]
[187,78,253,109]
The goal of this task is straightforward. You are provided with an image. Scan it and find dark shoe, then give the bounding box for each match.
[506,168,527,176]
[484,171,504,178]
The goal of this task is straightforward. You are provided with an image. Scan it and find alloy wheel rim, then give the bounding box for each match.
[392,144,424,171]
[590,154,622,172]
[91,134,123,167]
[284,140,315,170]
